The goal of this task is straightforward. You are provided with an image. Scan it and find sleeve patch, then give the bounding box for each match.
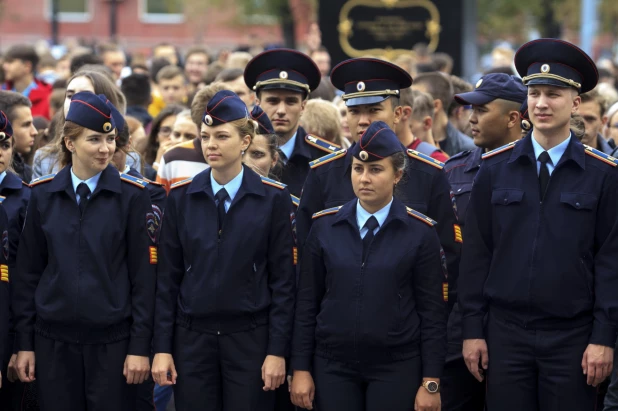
[1,264,8,282]
[149,246,158,265]
[454,224,463,243]
[293,247,298,266]
[2,230,8,261]
[443,282,448,302]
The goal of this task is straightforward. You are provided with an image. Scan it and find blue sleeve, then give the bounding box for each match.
[0,207,9,369]
[296,169,323,260]
[291,226,326,372]
[458,163,493,340]
[413,227,447,378]
[126,188,158,356]
[428,170,461,311]
[153,192,184,354]
[266,188,297,357]
[13,190,48,352]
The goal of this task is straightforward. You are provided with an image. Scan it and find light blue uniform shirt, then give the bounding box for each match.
[279,131,297,164]
[71,168,102,203]
[211,168,244,212]
[356,198,393,239]
[531,133,571,176]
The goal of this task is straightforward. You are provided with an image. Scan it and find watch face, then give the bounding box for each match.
[427,381,439,392]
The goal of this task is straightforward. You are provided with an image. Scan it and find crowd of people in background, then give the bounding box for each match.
[2,33,618,411]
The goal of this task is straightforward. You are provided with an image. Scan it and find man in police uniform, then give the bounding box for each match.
[296,58,460,306]
[460,38,618,411]
[244,49,337,197]
[441,73,527,411]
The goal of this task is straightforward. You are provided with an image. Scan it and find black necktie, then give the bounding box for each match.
[76,183,91,215]
[362,216,379,262]
[538,151,551,200]
[215,188,229,232]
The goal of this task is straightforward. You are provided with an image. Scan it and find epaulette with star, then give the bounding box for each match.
[305,134,340,153]
[584,145,618,167]
[406,207,437,227]
[407,149,444,169]
[312,206,342,219]
[261,175,286,190]
[170,178,193,189]
[309,149,347,169]
[29,174,56,187]
[481,141,517,160]
[290,194,300,207]
[120,173,147,189]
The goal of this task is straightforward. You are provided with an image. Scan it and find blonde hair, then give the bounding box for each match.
[300,99,343,145]
[226,52,253,70]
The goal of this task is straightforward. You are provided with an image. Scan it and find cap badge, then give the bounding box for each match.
[357,81,366,92]
[103,122,112,132]
[279,71,288,79]
[204,114,213,126]
[476,79,483,88]
[541,64,550,73]
[521,119,532,131]
[359,150,369,161]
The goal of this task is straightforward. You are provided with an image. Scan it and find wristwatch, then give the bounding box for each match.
[422,380,440,393]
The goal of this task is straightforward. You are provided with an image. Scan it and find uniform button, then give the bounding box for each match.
[503,198,508,204]
[575,202,581,208]
[217,331,221,335]
[457,188,462,192]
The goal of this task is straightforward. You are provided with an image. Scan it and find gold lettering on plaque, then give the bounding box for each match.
[338,0,441,60]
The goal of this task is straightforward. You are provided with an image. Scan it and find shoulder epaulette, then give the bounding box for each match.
[22,180,29,186]
[584,145,618,167]
[482,141,517,159]
[261,175,286,190]
[29,174,56,187]
[144,178,163,187]
[406,207,437,227]
[312,206,342,219]
[407,149,444,169]
[120,173,147,189]
[290,194,300,207]
[446,150,472,163]
[310,149,347,169]
[0,196,6,204]
[170,178,193,189]
[305,134,340,153]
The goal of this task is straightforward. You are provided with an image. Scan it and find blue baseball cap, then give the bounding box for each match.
[66,92,116,134]
[455,74,527,106]
[351,121,403,162]
[203,90,249,127]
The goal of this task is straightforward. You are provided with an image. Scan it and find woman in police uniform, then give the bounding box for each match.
[13,92,157,411]
[151,90,296,411]
[290,121,446,411]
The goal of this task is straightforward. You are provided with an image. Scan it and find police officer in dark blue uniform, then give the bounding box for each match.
[151,90,296,411]
[0,111,13,393]
[460,39,618,411]
[244,49,338,197]
[290,121,446,411]
[297,58,459,306]
[0,110,31,410]
[13,91,157,411]
[441,74,527,411]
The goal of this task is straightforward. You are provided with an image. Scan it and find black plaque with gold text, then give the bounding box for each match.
[319,0,463,74]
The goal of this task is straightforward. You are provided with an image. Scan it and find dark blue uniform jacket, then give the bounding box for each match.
[0,206,10,369]
[13,165,157,356]
[154,165,296,357]
[291,198,447,378]
[459,134,618,347]
[297,145,460,304]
